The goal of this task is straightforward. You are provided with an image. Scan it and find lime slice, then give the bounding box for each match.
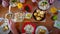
[52,15,57,20]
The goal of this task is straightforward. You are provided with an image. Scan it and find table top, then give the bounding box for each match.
[0,0,60,34]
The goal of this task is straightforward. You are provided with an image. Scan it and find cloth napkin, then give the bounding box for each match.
[54,20,60,29]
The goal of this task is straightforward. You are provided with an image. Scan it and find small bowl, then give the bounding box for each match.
[23,4,32,12]
[25,12,32,19]
[38,0,50,10]
[33,9,46,21]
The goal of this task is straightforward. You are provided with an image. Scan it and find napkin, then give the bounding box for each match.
[54,20,60,29]
[0,23,10,34]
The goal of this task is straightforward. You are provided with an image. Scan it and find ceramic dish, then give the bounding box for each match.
[38,0,50,10]
[22,22,36,34]
[2,0,9,7]
[14,12,25,22]
[33,9,46,21]
[23,4,32,12]
[35,26,49,34]
[0,23,10,34]
[25,12,32,19]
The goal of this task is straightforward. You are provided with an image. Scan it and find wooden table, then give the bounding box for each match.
[0,0,60,34]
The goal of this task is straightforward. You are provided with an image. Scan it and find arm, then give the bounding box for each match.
[8,19,19,34]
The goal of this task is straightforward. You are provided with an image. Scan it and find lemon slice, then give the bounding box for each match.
[50,7,57,14]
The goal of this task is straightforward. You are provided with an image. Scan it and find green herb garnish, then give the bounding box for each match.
[25,6,29,11]
[42,2,47,5]
[52,15,57,20]
[44,2,47,4]
[12,0,17,3]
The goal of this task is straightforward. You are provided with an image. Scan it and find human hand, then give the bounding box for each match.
[8,19,19,34]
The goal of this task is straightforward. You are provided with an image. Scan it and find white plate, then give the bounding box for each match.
[38,1,50,10]
[14,12,25,22]
[0,23,10,34]
[35,26,49,34]
[25,12,32,19]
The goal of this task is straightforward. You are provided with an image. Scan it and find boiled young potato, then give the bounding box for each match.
[40,14,44,18]
[37,13,41,17]
[39,11,45,15]
[38,28,46,34]
[36,17,42,20]
[36,9,41,13]
[3,25,9,32]
[34,13,37,16]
